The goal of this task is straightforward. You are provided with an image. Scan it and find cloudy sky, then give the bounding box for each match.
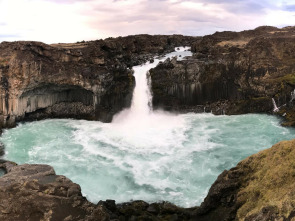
[0,0,295,43]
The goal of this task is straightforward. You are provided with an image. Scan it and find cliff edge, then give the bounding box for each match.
[150,26,295,125]
[0,35,195,128]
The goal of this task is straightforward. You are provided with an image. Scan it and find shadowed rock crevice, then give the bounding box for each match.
[0,34,196,129]
[17,84,95,121]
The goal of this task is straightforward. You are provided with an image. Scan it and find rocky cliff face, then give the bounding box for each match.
[0,35,196,128]
[150,26,295,124]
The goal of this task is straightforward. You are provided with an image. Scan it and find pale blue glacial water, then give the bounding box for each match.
[1,47,295,208]
[1,113,294,207]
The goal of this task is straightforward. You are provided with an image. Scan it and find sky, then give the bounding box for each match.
[0,0,295,43]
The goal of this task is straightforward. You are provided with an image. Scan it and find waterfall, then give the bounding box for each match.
[3,47,295,208]
[272,98,279,112]
[291,89,295,102]
[113,47,192,124]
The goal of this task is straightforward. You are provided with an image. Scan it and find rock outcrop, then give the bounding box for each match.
[2,26,295,220]
[0,162,103,221]
[0,35,196,128]
[0,161,197,220]
[150,26,295,124]
[2,139,295,220]
[192,139,295,221]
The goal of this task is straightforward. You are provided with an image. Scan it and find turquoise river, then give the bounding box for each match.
[1,47,295,208]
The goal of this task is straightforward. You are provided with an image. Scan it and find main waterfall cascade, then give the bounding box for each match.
[1,47,295,208]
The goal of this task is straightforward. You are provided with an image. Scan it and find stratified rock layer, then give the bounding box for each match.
[0,35,196,128]
[150,26,295,124]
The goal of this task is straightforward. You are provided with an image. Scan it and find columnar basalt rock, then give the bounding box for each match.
[0,35,196,128]
[150,26,295,124]
[0,41,134,127]
[2,27,295,221]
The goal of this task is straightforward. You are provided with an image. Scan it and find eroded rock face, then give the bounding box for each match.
[0,162,107,221]
[0,35,196,128]
[150,26,295,123]
[0,40,134,127]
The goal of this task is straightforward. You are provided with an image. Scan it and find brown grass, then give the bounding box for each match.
[236,140,295,220]
[50,42,88,49]
[217,39,251,48]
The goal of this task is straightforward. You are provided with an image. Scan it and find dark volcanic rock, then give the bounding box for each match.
[3,27,295,221]
[0,34,196,128]
[150,26,295,123]
[0,162,107,221]
[0,142,4,156]
[0,161,197,221]
[2,139,295,220]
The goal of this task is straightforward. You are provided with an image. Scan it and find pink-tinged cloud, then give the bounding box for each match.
[0,0,295,43]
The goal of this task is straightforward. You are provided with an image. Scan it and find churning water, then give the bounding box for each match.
[1,47,295,208]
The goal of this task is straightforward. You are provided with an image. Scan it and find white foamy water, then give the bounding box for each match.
[1,47,295,208]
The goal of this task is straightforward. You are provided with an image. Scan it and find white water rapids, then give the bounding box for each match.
[1,47,295,207]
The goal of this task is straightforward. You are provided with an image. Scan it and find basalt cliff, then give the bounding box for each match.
[150,26,295,125]
[2,27,295,221]
[0,35,195,128]
[2,26,295,128]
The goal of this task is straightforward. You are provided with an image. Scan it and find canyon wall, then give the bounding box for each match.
[0,35,196,128]
[150,26,295,125]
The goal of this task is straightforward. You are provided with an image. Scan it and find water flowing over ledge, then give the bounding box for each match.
[1,47,295,208]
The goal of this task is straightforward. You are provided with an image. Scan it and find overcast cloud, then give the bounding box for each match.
[0,0,294,43]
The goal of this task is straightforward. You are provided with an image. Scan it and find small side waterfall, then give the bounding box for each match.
[3,46,295,209]
[272,98,279,112]
[291,89,295,102]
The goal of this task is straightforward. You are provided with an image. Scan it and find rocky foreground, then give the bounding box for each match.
[1,26,295,220]
[1,139,295,220]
